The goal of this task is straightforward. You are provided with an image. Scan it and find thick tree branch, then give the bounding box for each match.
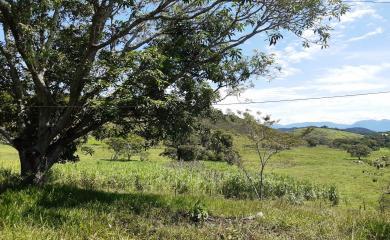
[95,0,176,49]
[0,2,53,105]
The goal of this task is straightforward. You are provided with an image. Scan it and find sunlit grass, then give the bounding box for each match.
[0,137,389,239]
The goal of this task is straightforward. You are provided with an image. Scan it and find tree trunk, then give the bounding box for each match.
[18,148,45,185]
[17,143,63,185]
[259,167,264,200]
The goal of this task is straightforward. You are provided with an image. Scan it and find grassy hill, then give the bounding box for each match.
[206,114,363,143]
[291,127,363,141]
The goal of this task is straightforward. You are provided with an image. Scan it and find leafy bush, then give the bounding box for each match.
[105,134,146,160]
[305,136,320,147]
[162,127,239,164]
[347,144,372,160]
[224,149,241,165]
[327,185,339,206]
[332,135,387,151]
[189,200,209,223]
[209,130,233,153]
[177,145,202,161]
[221,175,255,199]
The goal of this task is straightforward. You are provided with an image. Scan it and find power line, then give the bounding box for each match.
[0,90,388,109]
[213,90,390,106]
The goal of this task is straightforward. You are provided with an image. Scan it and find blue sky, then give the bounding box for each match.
[216,2,390,125]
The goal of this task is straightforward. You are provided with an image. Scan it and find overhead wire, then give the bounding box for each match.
[0,90,388,109]
[213,90,390,106]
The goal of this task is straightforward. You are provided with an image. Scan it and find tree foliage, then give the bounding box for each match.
[0,0,347,183]
[161,119,240,164]
[347,144,372,160]
[105,134,146,161]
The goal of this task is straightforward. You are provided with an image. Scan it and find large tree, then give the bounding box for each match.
[0,0,346,184]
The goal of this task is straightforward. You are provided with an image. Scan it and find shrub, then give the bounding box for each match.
[203,150,217,161]
[327,185,339,206]
[189,200,209,223]
[306,136,320,147]
[221,175,255,199]
[177,145,202,161]
[105,134,145,161]
[224,150,241,165]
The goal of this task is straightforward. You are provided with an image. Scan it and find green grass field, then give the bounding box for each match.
[232,135,390,207]
[0,137,389,239]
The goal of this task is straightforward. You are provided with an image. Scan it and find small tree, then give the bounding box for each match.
[106,134,145,161]
[242,112,300,199]
[347,144,372,160]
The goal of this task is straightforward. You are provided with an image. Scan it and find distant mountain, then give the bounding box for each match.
[351,120,390,132]
[274,119,390,132]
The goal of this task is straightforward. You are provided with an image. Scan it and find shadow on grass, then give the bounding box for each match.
[36,185,169,211]
[10,184,194,228]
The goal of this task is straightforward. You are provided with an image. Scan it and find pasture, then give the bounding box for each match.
[0,137,389,239]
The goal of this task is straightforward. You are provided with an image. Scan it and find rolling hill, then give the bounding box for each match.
[290,127,363,141]
[275,119,390,132]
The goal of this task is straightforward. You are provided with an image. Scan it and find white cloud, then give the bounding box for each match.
[218,87,306,105]
[215,63,390,124]
[219,3,389,124]
[264,3,382,80]
[215,92,390,125]
[347,27,384,42]
[315,82,386,93]
[340,4,381,25]
[315,63,390,84]
[344,50,390,61]
[268,43,324,80]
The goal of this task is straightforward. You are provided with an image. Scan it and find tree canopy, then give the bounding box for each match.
[0,0,346,184]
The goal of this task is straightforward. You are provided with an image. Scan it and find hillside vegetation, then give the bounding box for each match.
[291,127,363,141]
